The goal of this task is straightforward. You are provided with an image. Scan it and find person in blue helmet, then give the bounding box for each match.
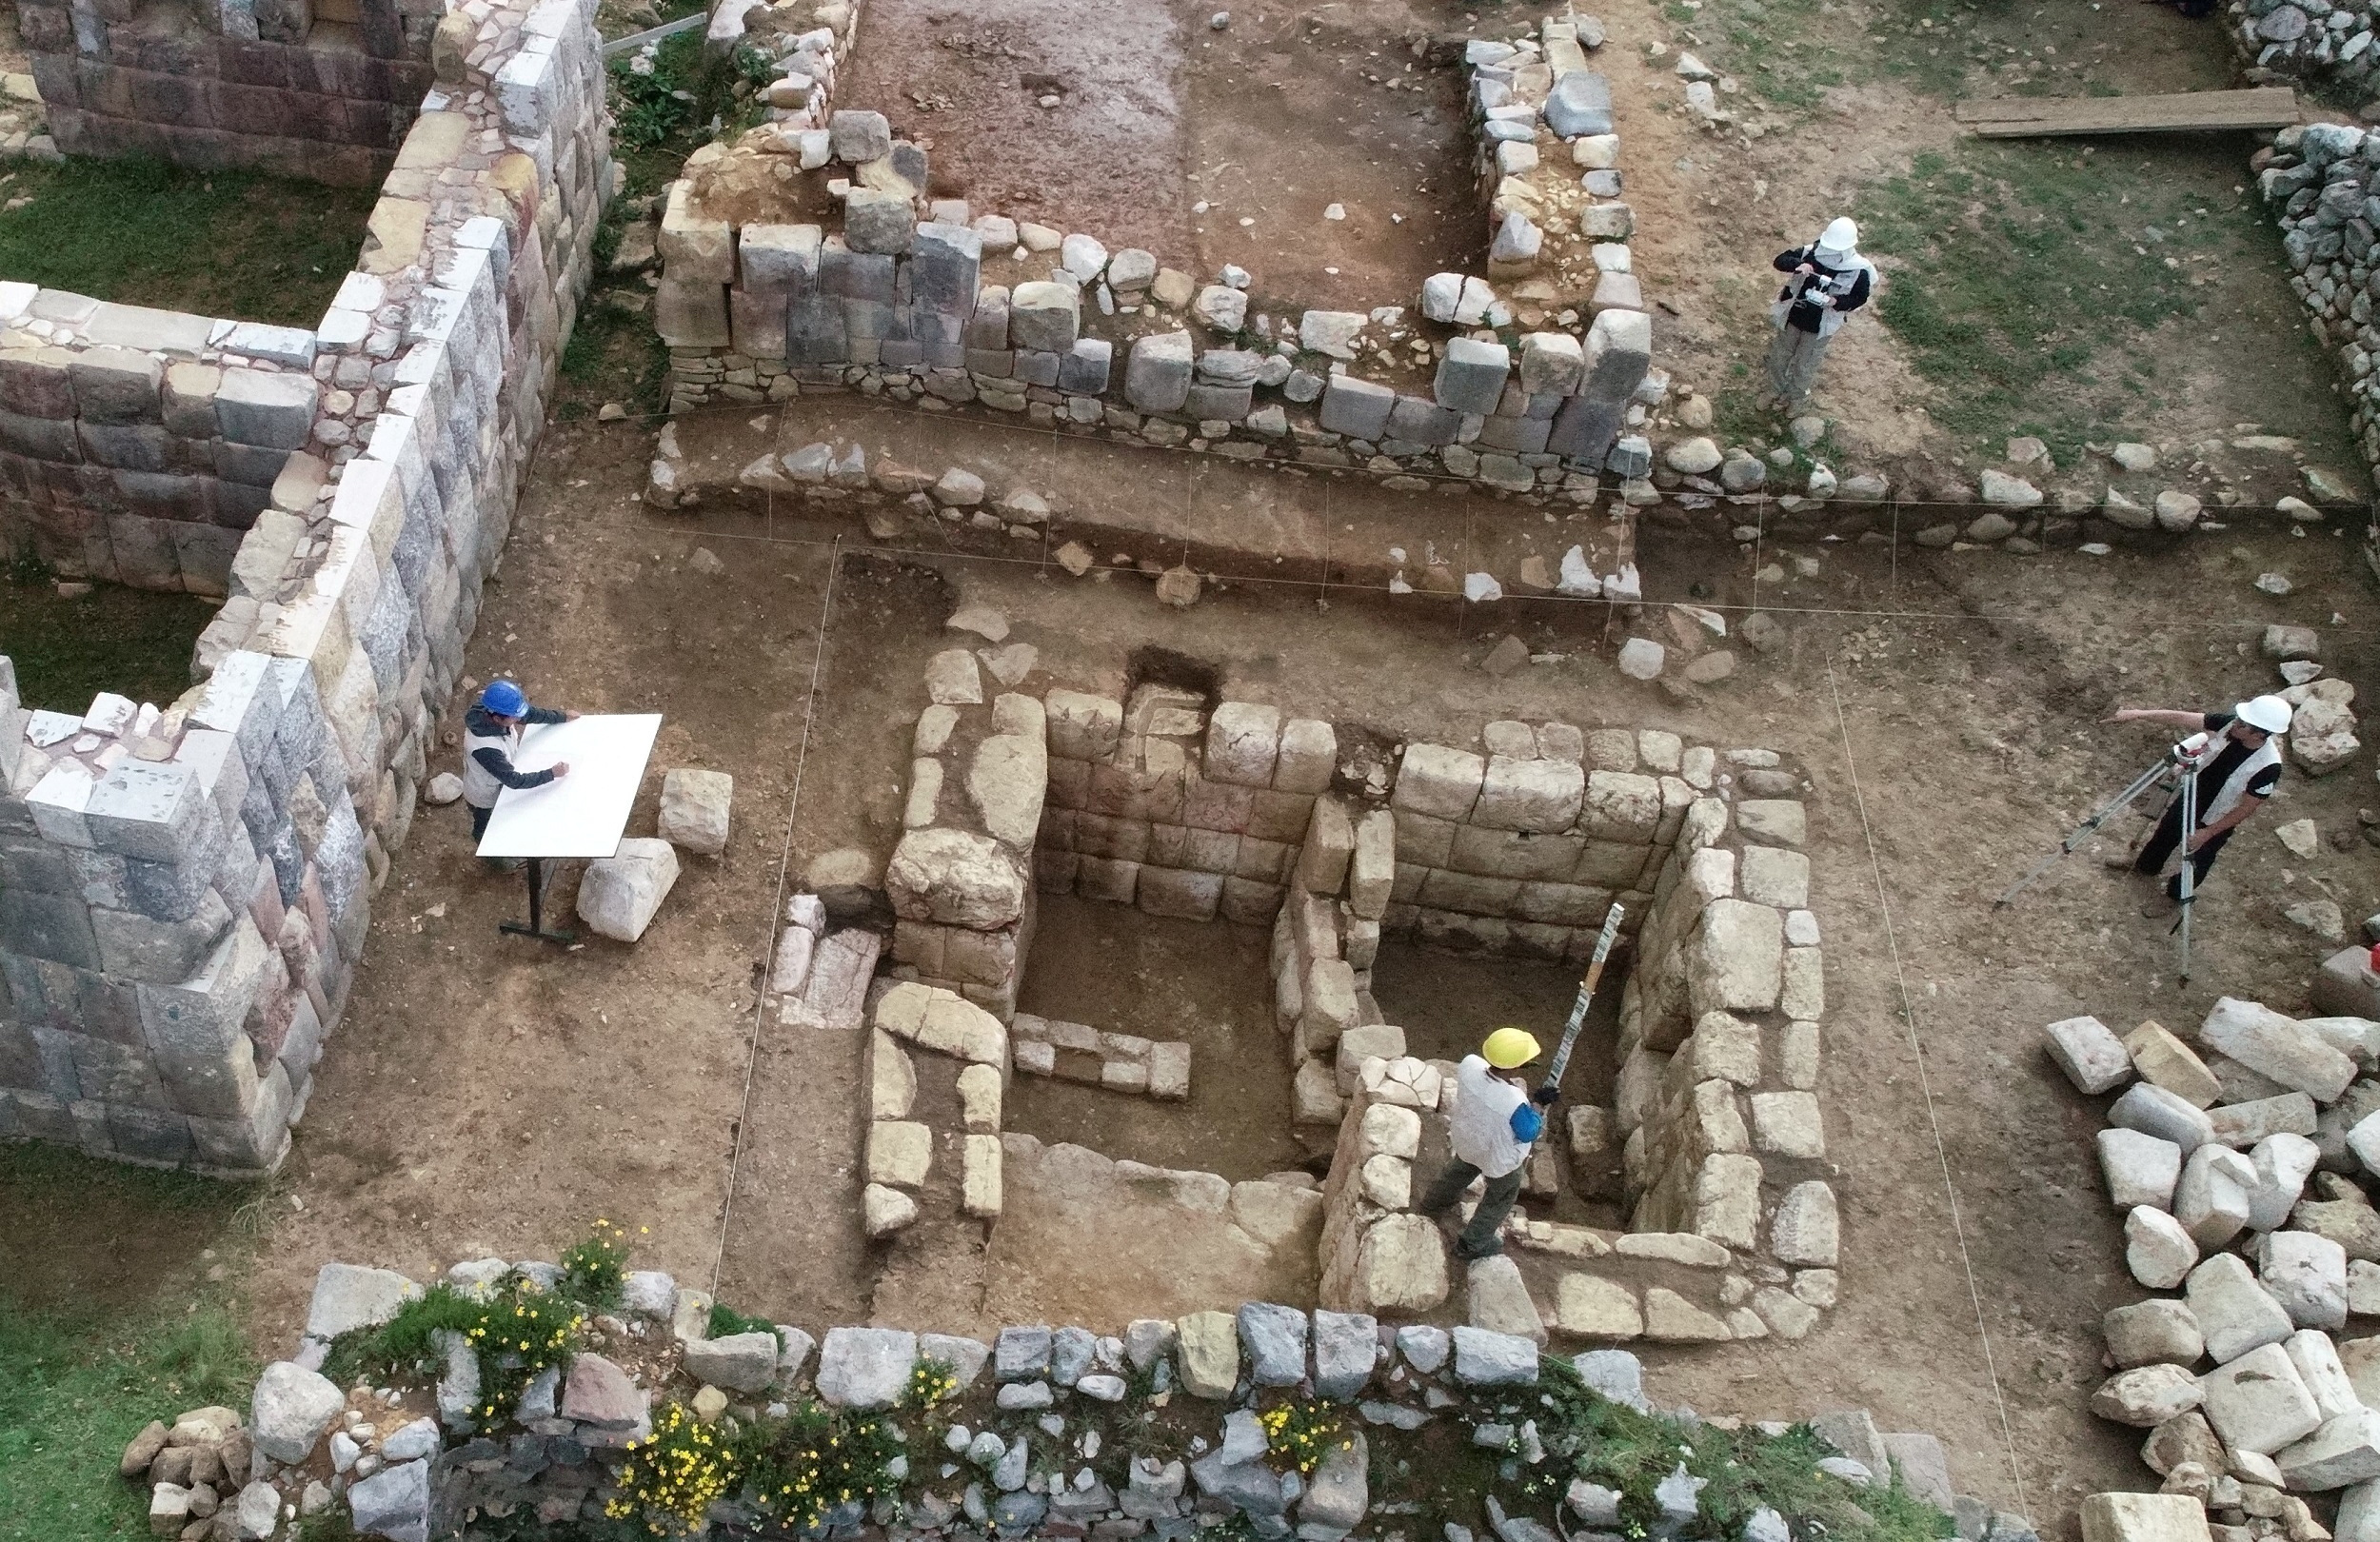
[460,680,579,869]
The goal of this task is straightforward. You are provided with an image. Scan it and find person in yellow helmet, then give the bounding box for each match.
[1418,1026,1557,1260]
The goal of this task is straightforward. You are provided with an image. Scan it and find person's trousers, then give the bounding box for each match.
[468,802,493,841]
[2133,799,2234,900]
[1764,324,1833,405]
[1419,1157,1525,1259]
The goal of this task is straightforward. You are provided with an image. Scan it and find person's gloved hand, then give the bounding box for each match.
[1531,1085,1560,1107]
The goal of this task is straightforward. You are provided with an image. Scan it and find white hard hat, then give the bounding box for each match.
[2234,695,2293,735]
[1815,217,1859,255]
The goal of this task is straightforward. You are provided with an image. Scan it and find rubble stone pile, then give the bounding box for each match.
[2053,998,2380,1540]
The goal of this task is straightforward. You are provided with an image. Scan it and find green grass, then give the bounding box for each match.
[0,1300,257,1542]
[0,557,212,714]
[1857,142,2268,454]
[0,1144,267,1542]
[0,158,372,327]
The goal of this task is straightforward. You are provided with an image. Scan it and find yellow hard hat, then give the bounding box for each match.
[1483,1027,1542,1069]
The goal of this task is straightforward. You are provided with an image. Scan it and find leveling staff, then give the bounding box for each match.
[2106,696,2294,918]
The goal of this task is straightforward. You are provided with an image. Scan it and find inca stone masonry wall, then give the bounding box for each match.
[0,297,321,596]
[26,0,438,186]
[0,0,609,1172]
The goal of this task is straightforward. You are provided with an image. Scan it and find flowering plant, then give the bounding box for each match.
[1259,1400,1347,1473]
[605,1401,739,1534]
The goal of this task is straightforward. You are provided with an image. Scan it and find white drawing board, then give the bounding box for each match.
[474,713,664,860]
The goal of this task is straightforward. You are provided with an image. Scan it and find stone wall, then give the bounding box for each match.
[2256,123,2380,577]
[147,1255,1993,1542]
[1386,725,1696,959]
[643,6,1660,514]
[0,294,320,595]
[883,653,1049,1020]
[0,0,610,1173]
[26,0,438,186]
[2227,0,2379,105]
[1033,689,1339,928]
[1305,742,1838,1343]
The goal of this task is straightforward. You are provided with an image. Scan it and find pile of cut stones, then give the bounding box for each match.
[2049,998,2380,1540]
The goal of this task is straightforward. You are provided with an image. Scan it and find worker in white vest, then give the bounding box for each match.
[2108,696,2292,918]
[1417,1027,1558,1260]
[1763,216,1877,408]
[461,679,578,870]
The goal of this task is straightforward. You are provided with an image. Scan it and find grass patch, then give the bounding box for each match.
[1857,141,2266,452]
[0,1297,258,1542]
[0,555,212,713]
[1521,1358,1955,1542]
[0,1143,268,1542]
[0,158,371,327]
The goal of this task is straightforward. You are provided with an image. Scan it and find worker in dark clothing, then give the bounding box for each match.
[1765,216,1877,408]
[460,679,578,870]
[2107,696,2293,918]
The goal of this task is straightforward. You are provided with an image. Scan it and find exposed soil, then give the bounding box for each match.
[833,0,1481,311]
[1006,893,1304,1182]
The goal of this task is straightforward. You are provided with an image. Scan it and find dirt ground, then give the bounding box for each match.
[1007,893,1304,1181]
[835,0,1481,314]
[10,393,2340,1536]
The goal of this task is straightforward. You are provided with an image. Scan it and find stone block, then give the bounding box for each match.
[2189,1252,2295,1364]
[2130,1020,2223,1108]
[1475,757,1584,833]
[1319,374,1395,440]
[575,838,679,943]
[1125,329,1194,414]
[1394,743,1484,820]
[213,370,316,450]
[1434,336,1510,416]
[2078,1493,2209,1542]
[2048,1014,2132,1094]
[1009,282,1081,352]
[2201,998,2357,1102]
[2099,1128,2183,1211]
[2201,1341,2320,1454]
[657,768,732,856]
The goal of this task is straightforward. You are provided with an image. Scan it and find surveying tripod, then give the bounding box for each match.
[1993,740,2203,980]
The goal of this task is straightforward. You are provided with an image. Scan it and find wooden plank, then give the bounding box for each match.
[1953,87,2299,136]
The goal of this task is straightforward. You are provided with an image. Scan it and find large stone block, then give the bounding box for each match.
[657,768,732,856]
[1125,329,1193,414]
[843,189,916,255]
[1393,744,1484,820]
[574,838,680,943]
[1433,336,1510,416]
[1318,374,1395,440]
[1474,757,1584,834]
[214,370,316,450]
[2078,1493,2210,1542]
[2048,1014,2132,1095]
[2201,998,2357,1102]
[2187,1252,2294,1363]
[885,827,1027,929]
[69,346,163,424]
[2200,1340,2320,1454]
[1689,900,1781,1015]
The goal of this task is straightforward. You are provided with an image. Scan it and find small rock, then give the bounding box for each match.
[2278,819,2321,859]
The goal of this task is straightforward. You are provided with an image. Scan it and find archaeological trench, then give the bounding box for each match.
[5,0,2380,1538]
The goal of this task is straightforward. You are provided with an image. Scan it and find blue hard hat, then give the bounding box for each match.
[480,680,526,717]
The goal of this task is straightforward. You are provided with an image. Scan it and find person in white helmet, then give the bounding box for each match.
[2107,696,2294,917]
[1764,217,1877,408]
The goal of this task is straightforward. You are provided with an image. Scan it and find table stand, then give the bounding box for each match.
[500,856,578,945]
